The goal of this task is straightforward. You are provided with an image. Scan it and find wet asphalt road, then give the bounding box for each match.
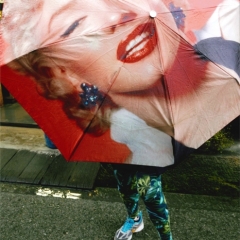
[0,183,239,240]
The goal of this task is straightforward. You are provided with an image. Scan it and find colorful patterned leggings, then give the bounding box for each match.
[113,165,173,240]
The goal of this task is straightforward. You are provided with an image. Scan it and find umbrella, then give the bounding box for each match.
[0,0,239,167]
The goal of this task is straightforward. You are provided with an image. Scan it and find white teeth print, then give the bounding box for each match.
[128,40,147,55]
[126,32,149,52]
[141,32,148,39]
[126,39,136,51]
[135,35,142,44]
[136,41,147,52]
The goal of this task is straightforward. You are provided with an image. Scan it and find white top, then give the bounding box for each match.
[110,108,174,167]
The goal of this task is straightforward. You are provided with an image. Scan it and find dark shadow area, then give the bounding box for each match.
[0,102,38,128]
[228,116,240,140]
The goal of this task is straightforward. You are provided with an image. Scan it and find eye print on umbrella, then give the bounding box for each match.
[1,0,239,166]
[60,17,86,38]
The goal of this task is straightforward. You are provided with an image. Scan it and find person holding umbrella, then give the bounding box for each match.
[1,0,239,240]
[112,163,172,240]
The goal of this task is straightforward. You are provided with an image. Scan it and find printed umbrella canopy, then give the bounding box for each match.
[0,0,239,167]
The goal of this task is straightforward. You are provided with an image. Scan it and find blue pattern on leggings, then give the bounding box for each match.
[114,167,173,240]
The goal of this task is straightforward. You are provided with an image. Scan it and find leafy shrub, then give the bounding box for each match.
[198,127,234,154]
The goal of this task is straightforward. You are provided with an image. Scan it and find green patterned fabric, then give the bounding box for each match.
[113,165,172,240]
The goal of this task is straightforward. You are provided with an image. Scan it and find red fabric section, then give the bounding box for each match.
[0,65,129,162]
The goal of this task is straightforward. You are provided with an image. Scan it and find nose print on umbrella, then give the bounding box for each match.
[79,83,103,109]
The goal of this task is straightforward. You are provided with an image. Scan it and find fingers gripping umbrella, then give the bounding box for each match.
[0,0,239,167]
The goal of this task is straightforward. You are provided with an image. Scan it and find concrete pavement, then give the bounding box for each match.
[1,126,240,197]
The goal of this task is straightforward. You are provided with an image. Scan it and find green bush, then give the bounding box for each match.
[198,127,234,154]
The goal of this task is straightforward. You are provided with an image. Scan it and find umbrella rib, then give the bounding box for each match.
[154,17,176,128]
[67,68,123,160]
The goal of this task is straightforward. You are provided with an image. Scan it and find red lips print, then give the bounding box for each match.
[117,22,157,63]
